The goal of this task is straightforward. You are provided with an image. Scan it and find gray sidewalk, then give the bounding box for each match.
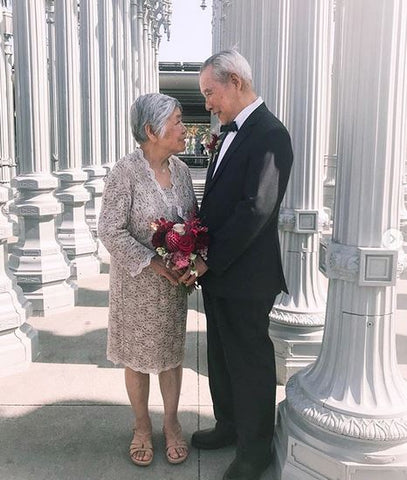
[0,263,406,480]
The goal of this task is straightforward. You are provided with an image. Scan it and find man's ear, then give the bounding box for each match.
[145,124,157,142]
[230,73,242,90]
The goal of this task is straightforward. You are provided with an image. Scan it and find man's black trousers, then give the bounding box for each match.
[202,289,277,463]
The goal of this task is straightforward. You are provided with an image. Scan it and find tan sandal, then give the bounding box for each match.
[129,429,153,467]
[163,425,189,465]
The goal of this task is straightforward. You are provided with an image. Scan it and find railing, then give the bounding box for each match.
[178,154,209,168]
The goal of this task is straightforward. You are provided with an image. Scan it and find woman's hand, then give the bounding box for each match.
[178,256,208,287]
[150,255,182,286]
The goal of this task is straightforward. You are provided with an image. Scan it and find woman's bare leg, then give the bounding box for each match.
[159,365,188,461]
[125,367,152,463]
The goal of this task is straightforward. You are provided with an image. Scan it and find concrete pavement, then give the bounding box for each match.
[0,260,406,480]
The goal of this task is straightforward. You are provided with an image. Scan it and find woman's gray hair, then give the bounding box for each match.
[130,93,182,144]
[201,49,252,86]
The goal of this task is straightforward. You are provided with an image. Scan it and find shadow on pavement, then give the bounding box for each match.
[34,329,208,376]
[0,402,219,480]
[76,288,109,308]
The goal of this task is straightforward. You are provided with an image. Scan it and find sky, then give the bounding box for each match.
[158,0,212,62]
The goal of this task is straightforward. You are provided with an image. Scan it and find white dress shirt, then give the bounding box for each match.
[212,96,264,176]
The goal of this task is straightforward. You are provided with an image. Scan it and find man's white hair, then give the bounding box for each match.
[201,49,253,86]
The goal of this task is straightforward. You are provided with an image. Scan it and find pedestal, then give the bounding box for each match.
[54,170,100,279]
[0,184,37,376]
[9,174,76,316]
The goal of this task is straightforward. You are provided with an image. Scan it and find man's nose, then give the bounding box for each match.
[205,99,212,112]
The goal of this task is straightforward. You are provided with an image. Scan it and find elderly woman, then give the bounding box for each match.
[98,93,196,467]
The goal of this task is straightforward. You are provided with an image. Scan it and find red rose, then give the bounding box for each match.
[165,230,182,252]
[178,234,195,254]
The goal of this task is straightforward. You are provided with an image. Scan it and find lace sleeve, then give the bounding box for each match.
[98,162,155,277]
[171,157,198,220]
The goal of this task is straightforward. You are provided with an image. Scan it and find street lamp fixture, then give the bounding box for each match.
[200,1,207,10]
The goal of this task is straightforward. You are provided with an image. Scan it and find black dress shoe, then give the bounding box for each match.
[191,426,237,449]
[223,456,272,480]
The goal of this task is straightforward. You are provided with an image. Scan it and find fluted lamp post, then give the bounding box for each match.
[273,1,407,478]
[9,0,75,316]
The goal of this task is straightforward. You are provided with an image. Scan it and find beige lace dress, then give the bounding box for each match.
[98,149,196,374]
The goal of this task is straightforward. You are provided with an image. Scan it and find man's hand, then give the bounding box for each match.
[178,255,209,287]
[150,255,181,286]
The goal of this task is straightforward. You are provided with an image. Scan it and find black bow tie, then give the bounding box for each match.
[220,121,238,133]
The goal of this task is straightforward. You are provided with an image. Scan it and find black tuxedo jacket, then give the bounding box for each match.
[199,103,293,300]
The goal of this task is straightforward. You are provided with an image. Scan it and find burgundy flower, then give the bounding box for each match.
[165,230,182,252]
[206,133,220,154]
[152,230,166,248]
[178,234,195,255]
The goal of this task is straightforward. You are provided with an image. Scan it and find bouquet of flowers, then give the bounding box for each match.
[151,215,209,281]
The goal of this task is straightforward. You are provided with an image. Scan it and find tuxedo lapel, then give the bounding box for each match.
[203,104,267,200]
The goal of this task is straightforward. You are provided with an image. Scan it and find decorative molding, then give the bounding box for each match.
[325,241,360,282]
[295,210,319,233]
[358,248,397,286]
[270,308,325,327]
[279,207,296,230]
[279,208,329,233]
[286,376,407,441]
[323,241,399,286]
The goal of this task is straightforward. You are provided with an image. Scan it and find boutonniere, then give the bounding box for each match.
[206,132,222,166]
[206,132,221,154]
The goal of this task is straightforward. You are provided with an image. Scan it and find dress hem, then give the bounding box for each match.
[107,354,184,375]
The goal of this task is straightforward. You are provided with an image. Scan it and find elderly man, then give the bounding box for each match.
[183,50,293,480]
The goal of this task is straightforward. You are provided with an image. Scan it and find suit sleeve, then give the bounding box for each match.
[206,129,291,275]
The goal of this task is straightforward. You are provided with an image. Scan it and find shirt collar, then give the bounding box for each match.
[233,96,263,130]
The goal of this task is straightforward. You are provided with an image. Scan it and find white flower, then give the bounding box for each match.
[156,247,167,257]
[173,223,186,235]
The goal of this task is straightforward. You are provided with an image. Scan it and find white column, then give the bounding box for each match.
[123,0,133,151]
[130,0,141,114]
[274,1,407,478]
[269,0,330,384]
[147,16,153,92]
[136,0,145,96]
[323,0,342,223]
[0,36,37,370]
[0,2,15,184]
[46,0,59,173]
[0,3,10,184]
[98,0,117,172]
[113,1,128,159]
[0,185,37,376]
[79,0,106,236]
[54,0,100,279]
[143,7,150,93]
[9,0,75,316]
[400,161,407,238]
[211,0,221,52]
